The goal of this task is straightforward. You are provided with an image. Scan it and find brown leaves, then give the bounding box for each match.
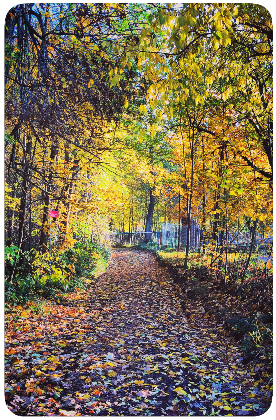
[5,250,271,416]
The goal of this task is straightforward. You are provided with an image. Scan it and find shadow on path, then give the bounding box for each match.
[5,249,270,415]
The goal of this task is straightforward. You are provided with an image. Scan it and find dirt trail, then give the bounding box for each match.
[5,249,268,415]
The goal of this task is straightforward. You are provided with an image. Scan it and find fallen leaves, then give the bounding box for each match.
[5,250,271,416]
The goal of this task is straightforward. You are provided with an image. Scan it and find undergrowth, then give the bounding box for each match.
[5,240,110,305]
[154,248,273,365]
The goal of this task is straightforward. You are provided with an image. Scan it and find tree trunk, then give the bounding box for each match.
[6,187,15,247]
[184,201,191,269]
[202,192,206,254]
[60,153,79,249]
[184,122,195,269]
[9,133,32,282]
[145,188,155,242]
[18,134,32,252]
[178,191,181,251]
[39,192,50,253]
[212,192,220,250]
[223,207,228,290]
[239,220,257,293]
[39,138,58,253]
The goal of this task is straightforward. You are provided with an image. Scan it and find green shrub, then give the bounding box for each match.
[61,240,110,282]
[5,273,35,303]
[5,240,110,303]
[224,313,273,363]
[224,316,255,339]
[5,245,20,267]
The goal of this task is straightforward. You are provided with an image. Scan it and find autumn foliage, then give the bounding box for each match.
[5,3,272,416]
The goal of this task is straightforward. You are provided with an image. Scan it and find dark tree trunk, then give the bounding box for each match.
[9,133,32,282]
[202,191,206,254]
[39,139,58,253]
[39,192,50,253]
[18,135,32,252]
[212,192,220,249]
[178,192,181,250]
[145,188,155,242]
[239,220,257,293]
[59,148,79,249]
[184,121,195,269]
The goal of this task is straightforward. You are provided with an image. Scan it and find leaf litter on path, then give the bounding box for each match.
[5,249,271,415]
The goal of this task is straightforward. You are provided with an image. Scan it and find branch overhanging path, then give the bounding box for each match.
[5,250,267,415]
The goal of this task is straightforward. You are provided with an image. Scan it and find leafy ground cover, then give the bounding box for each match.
[155,250,273,365]
[5,249,272,416]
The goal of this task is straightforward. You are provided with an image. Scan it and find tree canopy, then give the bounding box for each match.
[5,2,272,289]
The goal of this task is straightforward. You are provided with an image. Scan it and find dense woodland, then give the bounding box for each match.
[5,3,272,297]
[4,3,273,416]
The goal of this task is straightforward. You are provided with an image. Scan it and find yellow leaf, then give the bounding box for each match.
[223,406,232,411]
[20,311,28,318]
[213,401,223,406]
[35,370,43,377]
[256,44,265,53]
[139,104,147,114]
[168,370,176,376]
[213,38,220,50]
[134,380,144,385]
[187,15,197,27]
[111,74,120,87]
[238,77,246,90]
[88,79,94,87]
[174,387,187,395]
[107,370,117,377]
[232,6,239,17]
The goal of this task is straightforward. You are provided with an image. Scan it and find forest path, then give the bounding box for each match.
[5,249,267,416]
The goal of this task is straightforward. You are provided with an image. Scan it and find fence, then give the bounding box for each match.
[109,231,161,247]
[109,223,272,253]
[109,221,201,249]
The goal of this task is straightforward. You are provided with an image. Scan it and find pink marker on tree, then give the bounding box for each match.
[49,210,59,218]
